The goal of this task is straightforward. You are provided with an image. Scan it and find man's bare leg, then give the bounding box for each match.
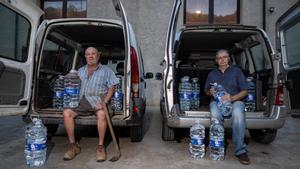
[63,109,78,143]
[96,110,107,145]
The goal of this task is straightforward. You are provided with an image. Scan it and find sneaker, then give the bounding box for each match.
[96,145,106,162]
[63,143,81,160]
[235,152,250,165]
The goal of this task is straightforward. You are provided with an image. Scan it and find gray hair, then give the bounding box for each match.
[216,49,229,57]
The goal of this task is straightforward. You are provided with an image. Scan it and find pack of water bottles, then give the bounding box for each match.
[53,75,64,109]
[24,118,47,167]
[245,77,256,112]
[189,118,225,160]
[179,76,200,111]
[111,77,123,111]
[210,82,232,117]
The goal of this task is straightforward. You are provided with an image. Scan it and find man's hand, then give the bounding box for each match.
[209,88,216,96]
[222,93,232,102]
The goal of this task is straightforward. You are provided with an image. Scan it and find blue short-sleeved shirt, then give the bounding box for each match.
[78,63,119,108]
[204,66,247,96]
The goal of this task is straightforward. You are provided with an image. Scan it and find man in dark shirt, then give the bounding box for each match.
[205,49,250,165]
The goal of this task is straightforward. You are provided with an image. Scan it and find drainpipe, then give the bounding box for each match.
[263,0,266,30]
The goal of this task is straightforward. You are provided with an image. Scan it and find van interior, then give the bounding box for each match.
[174,28,273,113]
[35,22,126,114]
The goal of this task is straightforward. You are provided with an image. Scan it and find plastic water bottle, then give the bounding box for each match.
[189,120,205,158]
[24,118,47,167]
[53,75,64,109]
[111,77,123,111]
[209,118,224,160]
[245,77,256,112]
[179,76,192,111]
[211,82,232,117]
[191,78,200,110]
[64,70,80,108]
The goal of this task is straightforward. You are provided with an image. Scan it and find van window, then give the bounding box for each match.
[40,39,75,75]
[234,51,248,70]
[284,21,300,67]
[0,4,31,62]
[250,44,271,71]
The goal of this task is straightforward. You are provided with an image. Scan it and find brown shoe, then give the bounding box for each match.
[96,145,106,162]
[235,152,250,165]
[63,143,81,160]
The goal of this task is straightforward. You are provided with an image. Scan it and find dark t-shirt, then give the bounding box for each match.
[204,65,247,96]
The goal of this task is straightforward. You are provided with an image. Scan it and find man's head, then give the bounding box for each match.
[215,49,230,67]
[85,47,100,66]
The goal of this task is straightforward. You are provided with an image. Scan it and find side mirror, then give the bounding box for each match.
[145,72,153,79]
[155,72,162,80]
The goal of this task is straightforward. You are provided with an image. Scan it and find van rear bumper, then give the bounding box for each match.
[29,113,141,127]
[167,105,287,129]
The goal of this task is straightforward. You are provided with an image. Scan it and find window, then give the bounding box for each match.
[43,0,87,19]
[284,21,300,67]
[250,44,271,71]
[0,4,31,62]
[184,0,239,25]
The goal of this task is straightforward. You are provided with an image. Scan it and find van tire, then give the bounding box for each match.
[162,118,175,141]
[130,124,143,142]
[249,129,277,144]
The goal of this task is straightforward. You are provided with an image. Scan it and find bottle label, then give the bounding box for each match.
[27,143,46,151]
[192,93,200,99]
[65,88,79,95]
[55,91,64,98]
[246,94,255,101]
[114,92,123,98]
[179,93,192,99]
[191,137,204,145]
[210,139,224,147]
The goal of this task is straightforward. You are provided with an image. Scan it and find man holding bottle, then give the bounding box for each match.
[205,49,250,165]
[63,47,119,162]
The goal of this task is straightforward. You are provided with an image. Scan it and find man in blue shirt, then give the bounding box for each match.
[205,49,250,165]
[63,47,119,162]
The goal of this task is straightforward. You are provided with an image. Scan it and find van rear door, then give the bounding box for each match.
[277,1,300,116]
[163,0,182,114]
[0,0,43,116]
[112,0,131,116]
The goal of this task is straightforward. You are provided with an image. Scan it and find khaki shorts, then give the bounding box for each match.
[71,97,96,116]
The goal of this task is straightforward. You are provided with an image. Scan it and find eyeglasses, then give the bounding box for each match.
[216,55,229,60]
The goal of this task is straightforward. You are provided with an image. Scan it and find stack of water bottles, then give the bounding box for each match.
[211,82,232,117]
[63,70,81,108]
[24,118,47,167]
[209,118,225,160]
[53,75,64,109]
[111,77,123,111]
[189,120,205,158]
[179,76,192,111]
[191,78,200,110]
[245,77,256,112]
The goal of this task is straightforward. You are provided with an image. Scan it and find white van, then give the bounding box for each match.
[0,0,153,142]
[159,0,288,144]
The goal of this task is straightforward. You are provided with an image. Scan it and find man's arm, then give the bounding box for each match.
[223,90,248,102]
[104,85,115,103]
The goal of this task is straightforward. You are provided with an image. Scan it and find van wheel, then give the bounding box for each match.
[45,124,59,139]
[249,129,277,144]
[162,118,175,141]
[130,124,143,142]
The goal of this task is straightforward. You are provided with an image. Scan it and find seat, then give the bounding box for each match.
[116,62,124,76]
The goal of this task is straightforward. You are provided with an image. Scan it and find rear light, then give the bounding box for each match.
[133,106,139,113]
[131,46,139,98]
[275,85,284,106]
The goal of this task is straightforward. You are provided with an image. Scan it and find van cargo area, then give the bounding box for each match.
[174,28,273,114]
[33,22,126,123]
